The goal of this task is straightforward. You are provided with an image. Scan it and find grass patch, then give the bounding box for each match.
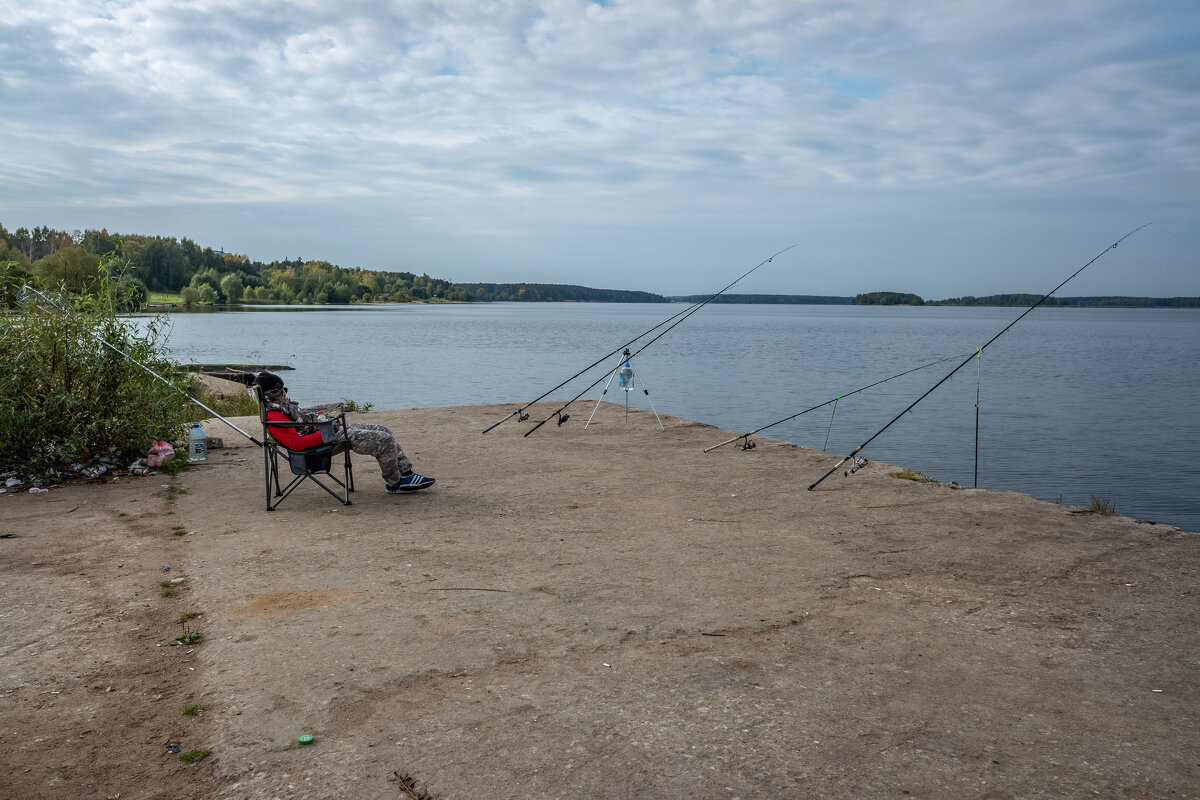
[161,587,176,597]
[147,292,185,306]
[161,459,190,477]
[187,390,258,421]
[183,704,208,716]
[896,470,937,483]
[177,749,210,763]
[341,398,374,413]
[183,611,204,620]
[171,525,188,536]
[1089,492,1116,515]
[173,618,201,645]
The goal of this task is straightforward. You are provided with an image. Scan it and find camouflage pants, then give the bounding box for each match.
[345,423,412,484]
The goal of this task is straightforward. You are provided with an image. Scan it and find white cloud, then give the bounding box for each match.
[0,0,1196,294]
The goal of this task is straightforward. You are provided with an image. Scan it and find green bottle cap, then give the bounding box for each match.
[298,734,314,746]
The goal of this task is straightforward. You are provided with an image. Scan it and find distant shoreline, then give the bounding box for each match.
[668,294,1200,308]
[141,293,1200,311]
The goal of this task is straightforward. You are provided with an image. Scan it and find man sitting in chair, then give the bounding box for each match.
[252,371,435,493]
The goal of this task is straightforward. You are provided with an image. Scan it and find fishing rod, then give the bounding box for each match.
[19,286,263,447]
[522,244,801,437]
[484,244,798,435]
[807,224,1150,491]
[703,352,971,452]
[481,301,701,434]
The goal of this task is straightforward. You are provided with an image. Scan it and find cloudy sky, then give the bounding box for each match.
[1,0,1197,297]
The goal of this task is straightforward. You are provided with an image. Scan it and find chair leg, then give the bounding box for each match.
[305,473,352,506]
[263,444,353,510]
[268,473,311,511]
[264,445,275,511]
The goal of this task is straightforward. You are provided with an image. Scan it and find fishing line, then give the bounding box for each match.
[822,397,839,452]
[481,301,699,434]
[1158,226,1200,252]
[974,348,981,489]
[703,352,971,452]
[18,286,263,447]
[518,243,801,437]
[807,224,1150,491]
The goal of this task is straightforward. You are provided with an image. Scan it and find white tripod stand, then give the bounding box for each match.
[585,348,665,430]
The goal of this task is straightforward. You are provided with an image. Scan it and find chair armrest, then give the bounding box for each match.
[299,404,347,438]
[302,402,345,416]
[262,419,319,430]
[316,420,342,443]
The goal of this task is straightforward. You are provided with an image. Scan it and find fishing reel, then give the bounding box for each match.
[556,412,570,426]
[517,411,529,422]
[739,437,756,451]
[844,457,869,477]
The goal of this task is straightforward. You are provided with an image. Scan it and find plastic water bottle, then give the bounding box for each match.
[187,423,207,463]
[619,362,634,391]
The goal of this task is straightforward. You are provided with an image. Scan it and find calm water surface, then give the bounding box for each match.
[150,303,1200,531]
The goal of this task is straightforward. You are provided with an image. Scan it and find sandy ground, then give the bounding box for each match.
[1,400,1197,800]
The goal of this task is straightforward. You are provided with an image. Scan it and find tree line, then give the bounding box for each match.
[7,222,1196,310]
[853,291,926,305]
[669,293,852,304]
[856,291,1200,308]
[1,221,471,308]
[456,282,666,302]
[929,294,1200,308]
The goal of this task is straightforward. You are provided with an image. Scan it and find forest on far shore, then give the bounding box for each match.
[0,222,469,307]
[3,222,1195,309]
[853,291,1200,308]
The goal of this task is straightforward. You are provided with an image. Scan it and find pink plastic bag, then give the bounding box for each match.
[147,440,175,468]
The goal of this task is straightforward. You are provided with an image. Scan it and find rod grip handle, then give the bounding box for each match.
[524,416,551,437]
[482,413,514,434]
[704,433,746,453]
[807,464,840,491]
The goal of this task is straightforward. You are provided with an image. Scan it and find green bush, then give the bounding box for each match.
[0,260,191,477]
[0,260,33,306]
[32,247,101,295]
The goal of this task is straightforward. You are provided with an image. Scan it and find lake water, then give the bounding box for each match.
[149,303,1200,532]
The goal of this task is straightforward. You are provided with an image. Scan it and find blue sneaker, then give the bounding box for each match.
[385,472,435,493]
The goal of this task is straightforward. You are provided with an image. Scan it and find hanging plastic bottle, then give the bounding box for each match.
[187,423,208,463]
[618,362,635,391]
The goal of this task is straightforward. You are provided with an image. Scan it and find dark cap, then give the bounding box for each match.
[252,371,285,393]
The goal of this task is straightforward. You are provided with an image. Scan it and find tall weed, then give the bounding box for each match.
[1089,492,1116,515]
[0,260,190,476]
